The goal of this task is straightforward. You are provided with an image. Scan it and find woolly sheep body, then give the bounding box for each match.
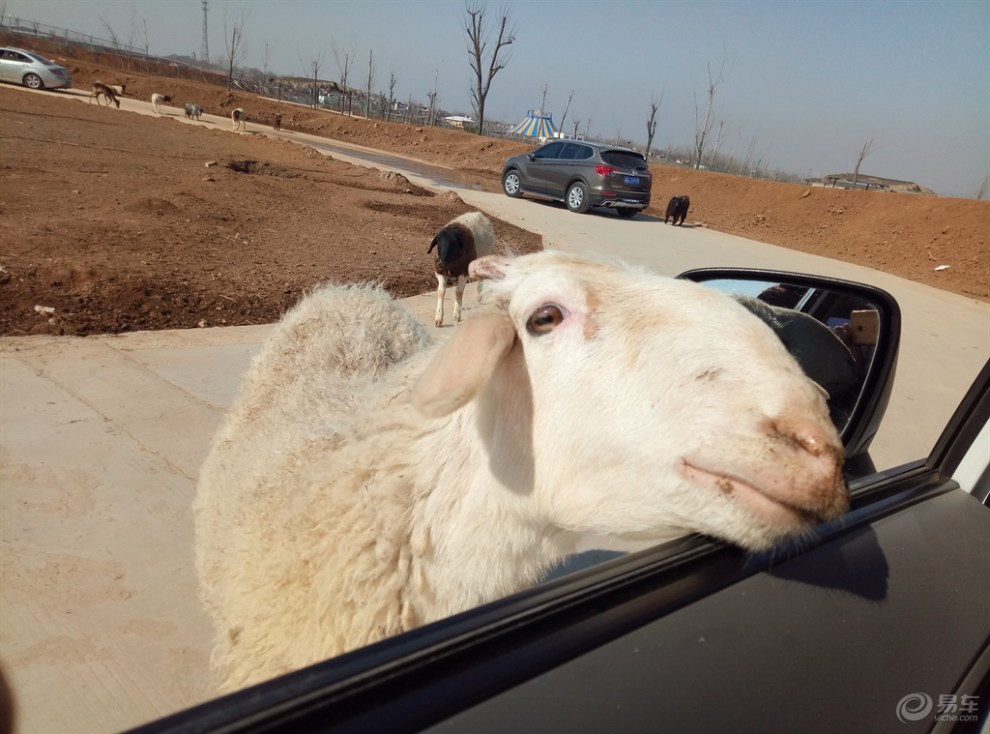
[430,211,495,327]
[195,250,848,693]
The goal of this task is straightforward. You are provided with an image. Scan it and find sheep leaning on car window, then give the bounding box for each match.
[194,249,849,693]
[429,211,495,327]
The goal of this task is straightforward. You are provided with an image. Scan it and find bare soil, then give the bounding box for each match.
[1,39,987,337]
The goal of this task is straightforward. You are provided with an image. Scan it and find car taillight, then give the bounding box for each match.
[594,165,616,177]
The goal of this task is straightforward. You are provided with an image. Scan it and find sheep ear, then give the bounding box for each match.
[411,312,517,418]
[469,255,513,281]
[427,236,439,254]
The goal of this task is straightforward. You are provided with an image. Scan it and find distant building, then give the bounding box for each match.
[443,115,475,129]
[814,173,935,195]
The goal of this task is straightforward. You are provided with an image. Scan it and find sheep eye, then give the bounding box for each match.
[526,304,564,335]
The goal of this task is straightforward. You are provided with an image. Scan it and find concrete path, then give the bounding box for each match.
[2,86,988,734]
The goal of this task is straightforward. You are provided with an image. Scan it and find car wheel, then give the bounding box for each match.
[566,182,590,213]
[502,169,523,198]
[616,208,639,219]
[23,73,44,90]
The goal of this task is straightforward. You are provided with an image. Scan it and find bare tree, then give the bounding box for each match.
[310,58,320,109]
[298,48,326,109]
[571,118,580,139]
[852,138,875,189]
[365,49,374,118]
[427,89,439,126]
[127,7,140,56]
[139,17,151,74]
[558,89,574,138]
[427,67,439,126]
[223,7,249,92]
[261,42,271,92]
[742,135,759,176]
[99,17,125,68]
[693,58,725,169]
[332,42,353,114]
[707,119,725,170]
[645,90,663,163]
[385,71,397,122]
[725,127,743,174]
[464,1,516,136]
[977,175,989,200]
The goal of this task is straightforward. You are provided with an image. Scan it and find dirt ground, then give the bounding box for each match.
[1,39,987,337]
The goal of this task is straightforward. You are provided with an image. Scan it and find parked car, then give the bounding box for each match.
[129,267,989,734]
[501,140,652,218]
[0,47,72,90]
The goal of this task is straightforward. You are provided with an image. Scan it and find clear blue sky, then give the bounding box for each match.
[7,0,989,197]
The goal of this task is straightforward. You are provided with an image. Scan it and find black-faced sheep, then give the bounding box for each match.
[195,249,848,692]
[665,195,690,225]
[231,108,246,131]
[151,93,172,114]
[184,103,203,121]
[428,211,495,327]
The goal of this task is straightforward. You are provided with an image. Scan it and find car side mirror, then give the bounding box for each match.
[677,268,901,478]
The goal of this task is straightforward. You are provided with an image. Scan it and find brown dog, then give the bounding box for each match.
[89,81,120,108]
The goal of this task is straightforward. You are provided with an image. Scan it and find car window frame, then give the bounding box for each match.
[532,142,565,160]
[558,142,585,160]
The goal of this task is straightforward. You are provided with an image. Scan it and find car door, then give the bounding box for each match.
[538,142,588,199]
[523,141,566,196]
[0,50,18,83]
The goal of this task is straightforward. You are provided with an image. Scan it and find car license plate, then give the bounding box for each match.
[624,176,640,185]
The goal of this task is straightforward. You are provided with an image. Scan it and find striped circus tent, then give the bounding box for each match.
[508,109,558,139]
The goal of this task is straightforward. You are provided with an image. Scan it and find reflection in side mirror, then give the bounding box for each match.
[677,268,901,477]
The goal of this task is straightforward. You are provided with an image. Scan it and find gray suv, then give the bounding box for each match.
[501,140,652,218]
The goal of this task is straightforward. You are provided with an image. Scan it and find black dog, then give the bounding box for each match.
[664,195,690,225]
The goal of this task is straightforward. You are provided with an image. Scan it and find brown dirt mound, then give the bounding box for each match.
[0,87,540,336]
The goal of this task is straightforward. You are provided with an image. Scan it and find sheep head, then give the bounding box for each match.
[427,224,472,273]
[412,250,848,552]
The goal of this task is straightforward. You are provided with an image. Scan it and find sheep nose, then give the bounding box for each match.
[766,414,841,458]
[764,414,848,519]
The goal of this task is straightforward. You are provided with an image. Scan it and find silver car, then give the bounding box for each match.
[502,140,652,218]
[0,47,72,90]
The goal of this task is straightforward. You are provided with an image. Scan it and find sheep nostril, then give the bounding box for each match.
[766,417,839,458]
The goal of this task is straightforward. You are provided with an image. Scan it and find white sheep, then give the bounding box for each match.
[151,92,171,114]
[195,249,848,693]
[429,211,494,327]
[231,107,246,131]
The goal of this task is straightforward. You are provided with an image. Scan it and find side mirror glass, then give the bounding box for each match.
[677,268,901,477]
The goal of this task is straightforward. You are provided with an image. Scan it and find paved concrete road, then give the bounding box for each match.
[1,86,988,734]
